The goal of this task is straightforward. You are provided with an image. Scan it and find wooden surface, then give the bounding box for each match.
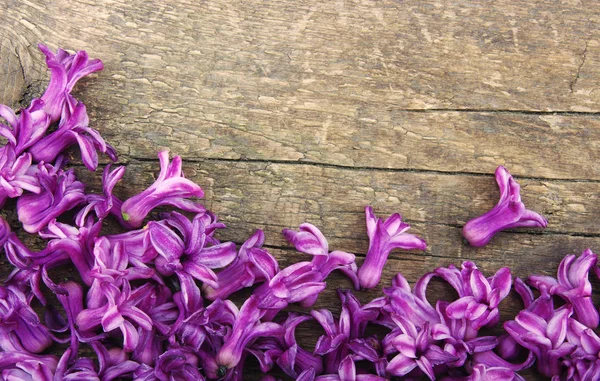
[2,1,600,380]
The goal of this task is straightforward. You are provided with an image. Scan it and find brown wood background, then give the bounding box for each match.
[1,1,600,380]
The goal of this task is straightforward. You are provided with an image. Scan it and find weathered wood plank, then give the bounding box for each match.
[1,1,600,182]
[3,0,600,112]
[81,159,600,239]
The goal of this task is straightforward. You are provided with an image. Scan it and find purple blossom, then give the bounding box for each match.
[0,352,57,381]
[0,146,40,207]
[462,166,547,247]
[76,281,153,352]
[276,313,323,377]
[283,223,359,295]
[0,285,54,353]
[529,249,598,328]
[133,349,205,381]
[434,262,512,330]
[17,160,85,233]
[504,303,574,377]
[0,100,50,156]
[38,44,104,122]
[203,230,278,301]
[385,315,457,379]
[563,318,600,380]
[75,164,126,226]
[29,94,117,171]
[120,151,205,228]
[358,206,426,289]
[216,295,284,371]
[440,364,524,381]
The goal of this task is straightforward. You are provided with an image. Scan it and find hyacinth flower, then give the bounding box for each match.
[0,352,58,381]
[283,223,360,295]
[76,280,153,352]
[0,145,40,207]
[358,206,427,289]
[147,220,236,290]
[171,297,237,355]
[433,262,512,330]
[0,285,54,353]
[0,100,50,156]
[462,166,547,247]
[312,290,381,374]
[29,94,117,171]
[504,304,575,377]
[87,238,155,309]
[41,219,101,285]
[276,313,323,377]
[120,151,205,228]
[383,273,440,329]
[133,349,204,381]
[296,355,387,381]
[38,44,104,122]
[203,230,279,301]
[385,315,458,379]
[75,164,126,226]
[216,295,284,372]
[440,364,525,381]
[563,318,600,379]
[529,249,598,328]
[17,159,86,233]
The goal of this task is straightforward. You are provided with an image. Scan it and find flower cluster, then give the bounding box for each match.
[0,44,593,381]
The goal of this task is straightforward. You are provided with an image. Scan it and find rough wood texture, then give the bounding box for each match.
[1,1,599,380]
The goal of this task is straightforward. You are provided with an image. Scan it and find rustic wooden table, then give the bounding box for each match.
[1,1,599,380]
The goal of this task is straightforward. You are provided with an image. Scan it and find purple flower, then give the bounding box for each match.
[385,315,457,379]
[0,146,40,207]
[41,219,101,285]
[563,318,600,380]
[307,355,388,381]
[0,99,50,156]
[133,349,205,381]
[203,230,278,301]
[76,281,153,352]
[462,166,547,247]
[120,151,205,228]
[216,295,284,371]
[276,313,323,377]
[435,262,512,330]
[17,160,85,233]
[0,352,57,381]
[529,249,598,328]
[504,304,575,377]
[0,285,54,353]
[29,95,117,171]
[283,223,359,295]
[440,364,524,381]
[358,206,426,289]
[76,164,125,227]
[38,44,104,122]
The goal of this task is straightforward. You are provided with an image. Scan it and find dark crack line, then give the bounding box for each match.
[570,41,588,93]
[127,155,600,184]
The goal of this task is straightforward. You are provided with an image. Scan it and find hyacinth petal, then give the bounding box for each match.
[513,311,547,337]
[283,223,329,256]
[462,166,547,246]
[101,305,124,332]
[148,222,184,260]
[546,307,571,348]
[121,151,204,228]
[297,368,316,381]
[387,354,417,376]
[191,242,237,268]
[338,355,356,381]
